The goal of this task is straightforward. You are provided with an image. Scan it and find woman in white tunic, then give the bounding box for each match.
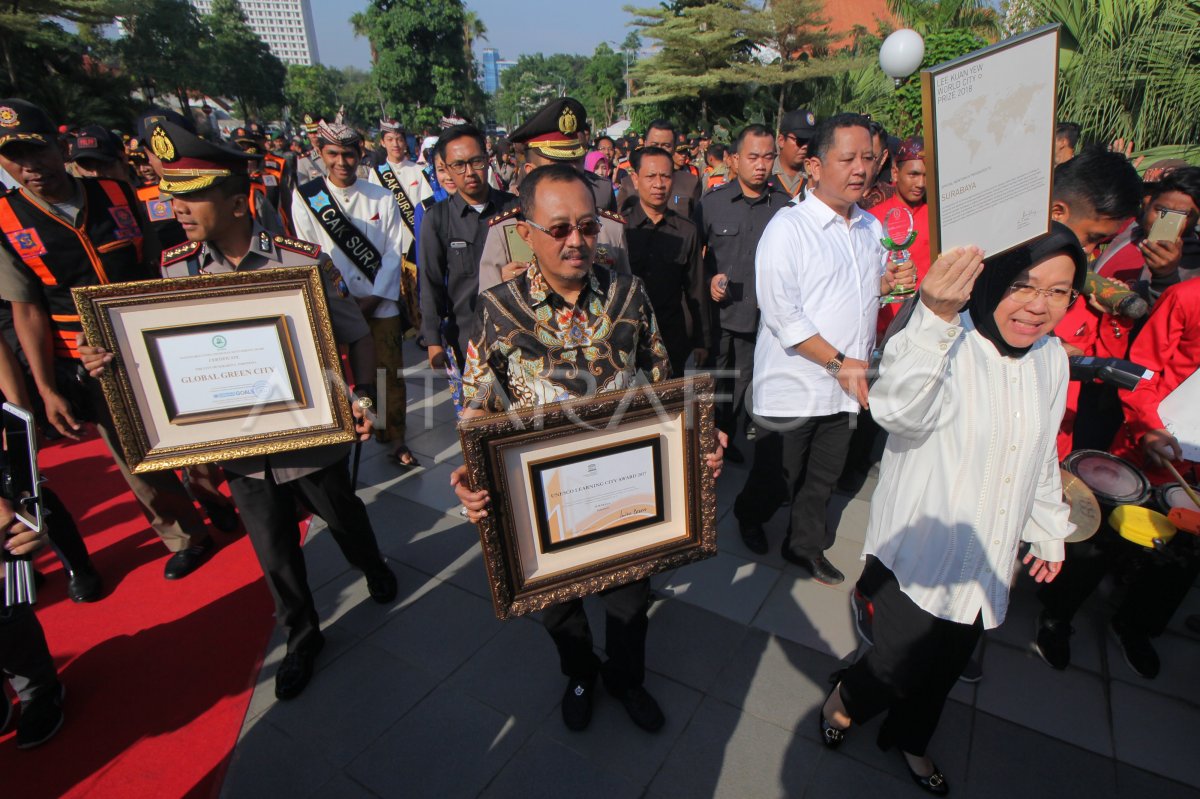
[818,224,1087,794]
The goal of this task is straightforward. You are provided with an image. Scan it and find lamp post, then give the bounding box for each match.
[879,29,925,88]
[606,40,633,116]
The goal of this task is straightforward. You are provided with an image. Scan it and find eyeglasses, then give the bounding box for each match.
[1006,283,1078,308]
[445,156,488,175]
[523,217,601,240]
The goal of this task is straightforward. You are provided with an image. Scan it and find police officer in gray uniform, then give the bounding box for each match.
[478,98,629,293]
[81,122,397,701]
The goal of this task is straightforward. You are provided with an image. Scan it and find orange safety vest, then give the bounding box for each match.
[0,179,150,358]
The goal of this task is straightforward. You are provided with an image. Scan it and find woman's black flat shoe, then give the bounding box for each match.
[903,755,949,795]
[818,686,848,749]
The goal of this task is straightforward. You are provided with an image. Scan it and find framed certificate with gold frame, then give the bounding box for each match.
[73,266,356,473]
[458,375,719,620]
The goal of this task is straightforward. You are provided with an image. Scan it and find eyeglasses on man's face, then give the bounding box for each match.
[445,156,489,175]
[523,217,601,240]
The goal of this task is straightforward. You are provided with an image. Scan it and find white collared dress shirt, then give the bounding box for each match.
[863,300,1075,628]
[291,178,410,319]
[751,193,887,418]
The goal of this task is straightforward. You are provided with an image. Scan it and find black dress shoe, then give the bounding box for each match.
[66,565,102,603]
[781,546,845,585]
[818,685,848,749]
[202,501,240,534]
[275,635,325,700]
[902,753,949,795]
[163,538,215,580]
[1033,612,1071,671]
[724,442,745,464]
[737,517,769,555]
[561,677,595,731]
[16,683,65,749]
[364,561,398,604]
[608,684,665,732]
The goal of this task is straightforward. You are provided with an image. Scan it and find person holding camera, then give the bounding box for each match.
[1,498,65,749]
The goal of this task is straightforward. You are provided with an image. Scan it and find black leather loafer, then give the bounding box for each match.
[67,565,102,603]
[275,635,326,700]
[163,538,215,580]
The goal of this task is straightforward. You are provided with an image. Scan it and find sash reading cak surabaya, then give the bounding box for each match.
[370,163,423,331]
[298,177,382,281]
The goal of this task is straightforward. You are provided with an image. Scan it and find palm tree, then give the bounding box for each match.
[887,0,1003,40]
[1026,0,1200,151]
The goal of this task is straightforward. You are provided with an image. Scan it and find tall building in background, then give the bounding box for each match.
[191,0,320,66]
[481,48,516,95]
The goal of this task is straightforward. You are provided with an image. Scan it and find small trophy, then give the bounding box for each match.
[880,206,917,305]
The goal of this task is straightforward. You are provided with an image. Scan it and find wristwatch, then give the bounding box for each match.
[824,351,846,376]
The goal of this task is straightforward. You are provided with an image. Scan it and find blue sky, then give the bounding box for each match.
[312,1,634,70]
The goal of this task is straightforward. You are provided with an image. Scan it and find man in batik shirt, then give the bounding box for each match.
[451,164,725,734]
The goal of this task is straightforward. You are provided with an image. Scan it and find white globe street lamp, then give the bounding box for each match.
[879,29,926,88]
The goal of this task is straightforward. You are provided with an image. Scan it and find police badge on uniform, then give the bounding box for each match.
[146,199,175,221]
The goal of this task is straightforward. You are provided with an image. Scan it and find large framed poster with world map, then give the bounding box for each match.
[921,24,1060,260]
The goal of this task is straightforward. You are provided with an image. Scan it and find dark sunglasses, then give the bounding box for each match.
[523,217,602,239]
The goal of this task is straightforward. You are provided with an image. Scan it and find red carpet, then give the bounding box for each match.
[0,433,277,798]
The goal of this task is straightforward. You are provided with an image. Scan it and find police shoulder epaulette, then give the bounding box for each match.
[599,209,626,224]
[161,240,201,265]
[273,235,321,257]
[488,207,520,227]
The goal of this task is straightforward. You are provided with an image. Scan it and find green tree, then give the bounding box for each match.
[1021,0,1200,151]
[579,44,627,129]
[492,53,590,129]
[875,28,987,136]
[0,0,126,87]
[203,0,286,121]
[117,0,212,112]
[284,64,346,119]
[886,0,1003,39]
[351,0,485,130]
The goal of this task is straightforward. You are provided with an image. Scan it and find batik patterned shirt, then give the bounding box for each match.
[462,263,671,412]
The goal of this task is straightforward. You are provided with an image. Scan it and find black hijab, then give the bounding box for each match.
[966,222,1087,358]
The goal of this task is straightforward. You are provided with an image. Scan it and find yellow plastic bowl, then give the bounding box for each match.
[1109,505,1178,549]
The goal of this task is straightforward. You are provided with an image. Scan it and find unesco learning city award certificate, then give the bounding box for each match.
[143,316,307,424]
[921,24,1060,259]
[530,435,666,553]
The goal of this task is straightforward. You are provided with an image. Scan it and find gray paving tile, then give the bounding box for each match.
[537,672,704,788]
[827,493,872,545]
[1112,680,1200,788]
[480,732,643,798]
[1116,763,1200,799]
[256,642,438,767]
[659,549,781,625]
[359,492,482,581]
[967,712,1118,799]
[369,580,503,679]
[709,629,842,737]
[296,522,354,592]
[644,598,750,692]
[346,686,535,799]
[443,616,563,719]
[989,577,1105,674]
[364,458,464,516]
[1106,630,1200,706]
[220,715,339,799]
[976,639,1112,756]
[750,555,861,660]
[827,691,974,791]
[405,422,467,465]
[804,749,931,799]
[647,696,822,799]
[305,772,379,798]
[308,563,420,641]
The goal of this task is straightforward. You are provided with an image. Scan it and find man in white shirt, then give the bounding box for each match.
[733,114,911,584]
[292,116,417,467]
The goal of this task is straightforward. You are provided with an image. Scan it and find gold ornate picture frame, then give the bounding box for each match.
[73,266,356,473]
[458,375,719,620]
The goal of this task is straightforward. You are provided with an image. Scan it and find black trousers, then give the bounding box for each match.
[1038,520,1199,637]
[0,603,59,704]
[44,488,91,575]
[715,329,755,436]
[839,558,983,756]
[541,578,649,692]
[734,413,852,558]
[227,457,385,653]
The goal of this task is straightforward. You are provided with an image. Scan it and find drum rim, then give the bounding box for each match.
[1063,449,1151,504]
